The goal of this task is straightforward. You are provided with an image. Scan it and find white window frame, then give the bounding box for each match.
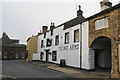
[95,17,108,30]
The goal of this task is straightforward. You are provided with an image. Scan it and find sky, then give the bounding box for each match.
[0,0,120,44]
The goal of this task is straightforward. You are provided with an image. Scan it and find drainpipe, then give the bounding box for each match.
[80,23,82,69]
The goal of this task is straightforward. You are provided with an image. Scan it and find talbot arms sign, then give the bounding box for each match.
[59,44,79,51]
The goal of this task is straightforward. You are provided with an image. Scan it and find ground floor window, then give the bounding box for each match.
[52,51,57,61]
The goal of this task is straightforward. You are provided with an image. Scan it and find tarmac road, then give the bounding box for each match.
[2,60,73,79]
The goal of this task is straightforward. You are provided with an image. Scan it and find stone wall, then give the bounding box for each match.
[88,8,120,78]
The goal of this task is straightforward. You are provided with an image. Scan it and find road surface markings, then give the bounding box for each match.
[0,74,16,79]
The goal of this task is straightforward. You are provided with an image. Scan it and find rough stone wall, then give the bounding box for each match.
[89,8,119,78]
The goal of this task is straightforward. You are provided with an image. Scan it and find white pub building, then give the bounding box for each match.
[33,6,94,70]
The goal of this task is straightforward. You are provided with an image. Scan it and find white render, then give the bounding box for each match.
[32,53,40,61]
[35,21,93,70]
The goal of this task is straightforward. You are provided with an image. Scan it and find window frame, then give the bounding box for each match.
[65,32,69,44]
[74,29,79,42]
[52,51,57,61]
[95,17,108,30]
[55,35,59,46]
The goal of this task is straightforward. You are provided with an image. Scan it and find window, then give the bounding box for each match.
[52,51,57,61]
[104,17,108,27]
[65,32,69,44]
[46,38,52,47]
[41,40,44,48]
[74,29,79,42]
[55,35,59,45]
[95,17,108,30]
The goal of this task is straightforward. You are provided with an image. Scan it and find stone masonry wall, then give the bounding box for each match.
[89,8,120,78]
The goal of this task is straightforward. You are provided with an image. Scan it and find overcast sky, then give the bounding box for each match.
[0,0,119,44]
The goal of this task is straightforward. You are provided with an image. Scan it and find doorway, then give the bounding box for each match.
[90,36,111,72]
[45,49,49,62]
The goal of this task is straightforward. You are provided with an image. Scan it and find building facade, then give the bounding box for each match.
[26,35,38,61]
[31,0,120,78]
[36,7,92,69]
[87,0,120,78]
[1,32,27,60]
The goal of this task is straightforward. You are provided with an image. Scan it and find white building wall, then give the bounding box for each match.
[81,21,90,70]
[36,21,90,69]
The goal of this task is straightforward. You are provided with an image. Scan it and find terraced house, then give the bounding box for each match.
[29,0,120,78]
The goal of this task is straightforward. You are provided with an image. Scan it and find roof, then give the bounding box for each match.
[87,3,120,20]
[63,16,85,30]
[2,44,26,48]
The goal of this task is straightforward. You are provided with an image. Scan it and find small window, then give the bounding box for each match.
[55,35,59,45]
[46,38,52,47]
[41,40,44,48]
[95,17,108,30]
[65,32,69,44]
[95,20,99,29]
[104,17,108,27]
[52,51,57,61]
[74,29,79,42]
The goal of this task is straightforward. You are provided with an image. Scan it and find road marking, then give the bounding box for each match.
[5,69,16,79]
[0,74,16,79]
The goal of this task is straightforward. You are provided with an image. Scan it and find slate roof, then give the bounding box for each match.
[63,16,85,30]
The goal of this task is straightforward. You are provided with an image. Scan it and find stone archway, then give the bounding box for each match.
[90,36,112,72]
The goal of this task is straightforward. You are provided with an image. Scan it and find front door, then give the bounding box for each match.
[45,49,49,62]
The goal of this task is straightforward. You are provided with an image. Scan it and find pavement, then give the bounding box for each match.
[31,61,111,78]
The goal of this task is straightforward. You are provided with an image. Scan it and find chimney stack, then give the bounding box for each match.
[77,5,83,17]
[42,26,48,33]
[50,22,55,30]
[100,0,112,11]
[38,30,42,36]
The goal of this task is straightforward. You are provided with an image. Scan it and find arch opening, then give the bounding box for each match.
[90,36,112,72]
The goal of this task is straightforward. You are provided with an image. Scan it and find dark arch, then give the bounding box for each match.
[90,36,111,72]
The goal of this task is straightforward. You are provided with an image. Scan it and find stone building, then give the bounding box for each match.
[26,35,39,61]
[0,32,27,60]
[87,0,120,78]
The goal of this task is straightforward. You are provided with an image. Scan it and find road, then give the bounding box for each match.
[2,60,74,79]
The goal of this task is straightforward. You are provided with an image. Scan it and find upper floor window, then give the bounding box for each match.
[55,35,59,45]
[46,38,52,47]
[65,32,69,44]
[41,40,44,48]
[74,29,79,42]
[95,17,108,30]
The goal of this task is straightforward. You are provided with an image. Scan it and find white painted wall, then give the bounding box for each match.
[36,21,90,69]
[81,21,91,70]
[32,53,40,60]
